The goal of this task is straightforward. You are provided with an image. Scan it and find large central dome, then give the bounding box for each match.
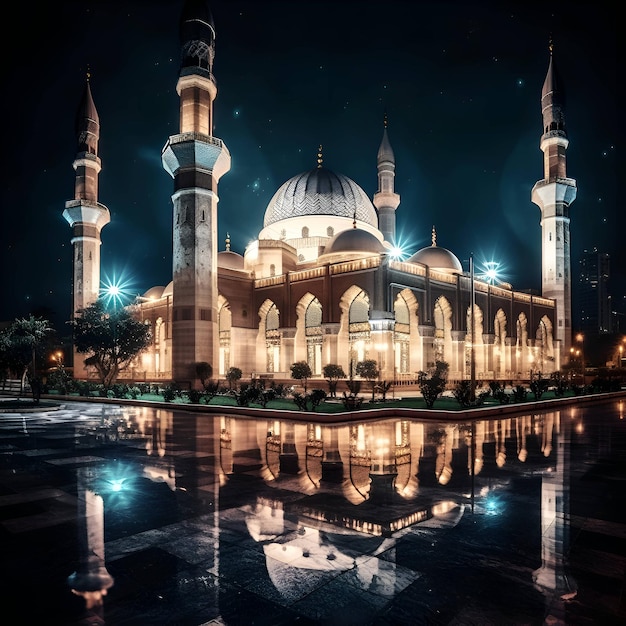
[263,167,378,228]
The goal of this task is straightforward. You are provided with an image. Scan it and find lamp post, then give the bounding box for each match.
[575,333,584,383]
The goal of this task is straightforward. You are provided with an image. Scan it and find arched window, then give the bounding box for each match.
[265,303,280,372]
[302,226,309,238]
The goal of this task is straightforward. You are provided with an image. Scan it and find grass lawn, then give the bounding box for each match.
[36,388,585,413]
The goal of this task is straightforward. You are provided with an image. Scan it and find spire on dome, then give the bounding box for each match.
[317,145,323,168]
[431,225,437,247]
[225,232,231,251]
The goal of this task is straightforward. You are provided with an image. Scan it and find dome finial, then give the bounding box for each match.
[317,144,323,168]
[431,225,437,247]
[383,111,388,129]
[548,34,554,55]
[225,232,231,251]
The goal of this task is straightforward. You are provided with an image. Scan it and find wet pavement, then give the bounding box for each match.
[0,397,625,625]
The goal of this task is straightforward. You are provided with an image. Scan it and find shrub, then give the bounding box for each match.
[452,380,474,407]
[187,389,203,404]
[162,386,176,402]
[417,361,449,409]
[512,385,527,402]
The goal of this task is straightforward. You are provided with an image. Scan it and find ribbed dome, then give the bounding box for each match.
[218,250,245,270]
[408,245,462,272]
[323,227,385,255]
[263,167,378,228]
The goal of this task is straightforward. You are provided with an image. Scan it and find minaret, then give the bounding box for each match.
[373,115,400,245]
[63,75,110,378]
[531,45,577,357]
[162,0,231,385]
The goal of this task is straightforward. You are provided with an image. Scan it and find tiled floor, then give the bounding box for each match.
[0,397,624,625]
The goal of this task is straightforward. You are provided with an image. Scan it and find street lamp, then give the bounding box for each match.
[575,333,585,381]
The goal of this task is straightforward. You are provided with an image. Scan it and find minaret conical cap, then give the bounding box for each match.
[377,115,395,164]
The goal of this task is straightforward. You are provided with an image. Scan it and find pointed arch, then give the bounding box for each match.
[257,299,281,373]
[218,295,232,376]
[433,296,453,365]
[337,285,371,377]
[493,308,507,377]
[465,302,484,376]
[295,292,323,375]
[394,288,420,375]
[536,315,554,372]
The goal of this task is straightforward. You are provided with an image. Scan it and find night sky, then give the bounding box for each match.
[1,0,619,332]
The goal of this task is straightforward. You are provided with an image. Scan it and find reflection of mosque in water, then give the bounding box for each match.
[70,405,583,617]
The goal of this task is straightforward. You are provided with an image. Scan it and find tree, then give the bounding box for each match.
[195,361,213,388]
[70,299,151,390]
[322,363,345,398]
[226,366,242,390]
[356,359,379,401]
[0,316,53,401]
[290,361,312,392]
[417,360,449,409]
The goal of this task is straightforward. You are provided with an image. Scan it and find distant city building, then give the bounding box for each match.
[577,248,611,334]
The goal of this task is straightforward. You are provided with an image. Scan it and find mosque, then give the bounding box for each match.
[64,0,576,387]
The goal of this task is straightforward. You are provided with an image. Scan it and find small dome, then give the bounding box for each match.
[162,281,174,298]
[263,166,378,228]
[323,227,385,256]
[408,246,462,272]
[218,250,245,270]
[142,286,165,300]
[408,226,462,272]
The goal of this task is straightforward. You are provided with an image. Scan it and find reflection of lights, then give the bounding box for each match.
[485,494,502,515]
[575,422,584,434]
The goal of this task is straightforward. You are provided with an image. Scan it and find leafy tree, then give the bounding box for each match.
[226,366,242,390]
[322,363,345,398]
[417,360,449,409]
[70,299,151,390]
[355,359,379,401]
[0,316,53,401]
[290,361,312,392]
[195,361,213,388]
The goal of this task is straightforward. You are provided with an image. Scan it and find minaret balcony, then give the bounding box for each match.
[531,177,577,207]
[63,200,110,229]
[162,133,231,177]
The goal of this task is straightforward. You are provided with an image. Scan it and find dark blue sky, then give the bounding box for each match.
[1,1,619,331]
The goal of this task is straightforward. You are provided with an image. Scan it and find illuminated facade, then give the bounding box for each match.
[67,1,568,386]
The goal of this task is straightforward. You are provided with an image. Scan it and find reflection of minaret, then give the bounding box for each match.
[162,0,231,385]
[63,75,110,378]
[531,43,577,357]
[533,411,577,608]
[67,466,114,613]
